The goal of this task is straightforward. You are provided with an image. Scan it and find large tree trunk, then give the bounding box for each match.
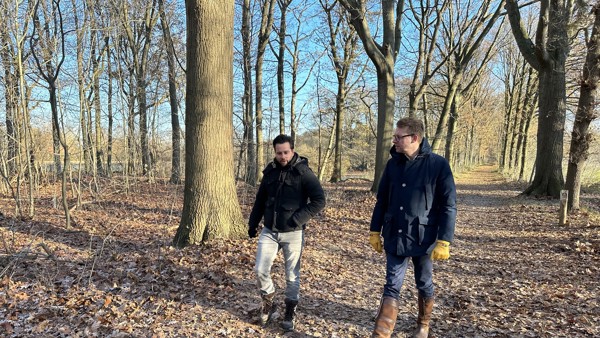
[523,67,566,197]
[372,66,396,191]
[505,0,571,198]
[173,0,245,247]
[565,3,600,211]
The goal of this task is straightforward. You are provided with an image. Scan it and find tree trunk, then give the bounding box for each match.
[523,67,566,197]
[276,1,290,135]
[255,0,276,183]
[505,0,571,198]
[173,0,245,247]
[242,0,256,185]
[330,85,345,182]
[107,43,113,176]
[159,0,181,184]
[372,66,396,192]
[519,94,537,181]
[444,90,460,163]
[340,0,405,193]
[565,3,600,211]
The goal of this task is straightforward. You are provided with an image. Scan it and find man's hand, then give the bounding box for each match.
[369,231,383,253]
[432,240,450,260]
[248,227,258,238]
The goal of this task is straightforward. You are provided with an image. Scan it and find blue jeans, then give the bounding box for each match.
[255,227,304,301]
[383,252,434,299]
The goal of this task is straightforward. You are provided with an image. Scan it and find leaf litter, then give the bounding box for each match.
[0,166,598,337]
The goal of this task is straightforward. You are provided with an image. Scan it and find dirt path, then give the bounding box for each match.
[0,166,598,337]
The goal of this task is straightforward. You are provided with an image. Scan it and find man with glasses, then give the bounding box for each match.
[369,117,457,338]
[248,134,326,332]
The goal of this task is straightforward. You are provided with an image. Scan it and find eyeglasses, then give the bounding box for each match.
[392,134,414,141]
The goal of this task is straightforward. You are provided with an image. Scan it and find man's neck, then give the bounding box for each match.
[404,149,418,160]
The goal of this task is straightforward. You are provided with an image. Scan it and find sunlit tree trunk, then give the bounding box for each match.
[173,0,245,247]
[255,0,276,183]
[241,0,256,184]
[158,0,182,184]
[565,3,600,211]
[506,0,572,197]
[339,0,405,192]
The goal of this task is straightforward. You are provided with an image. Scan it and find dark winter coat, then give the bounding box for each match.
[249,153,326,233]
[370,138,457,256]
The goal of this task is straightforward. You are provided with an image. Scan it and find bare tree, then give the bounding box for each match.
[505,0,573,197]
[430,0,505,156]
[255,0,277,183]
[30,0,70,227]
[272,0,293,135]
[339,0,405,192]
[407,0,450,118]
[241,0,256,184]
[173,0,246,247]
[565,2,600,211]
[321,0,360,182]
[158,0,182,184]
[112,0,159,176]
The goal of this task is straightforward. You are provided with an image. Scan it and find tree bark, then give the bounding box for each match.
[173,0,245,247]
[242,0,256,184]
[505,0,571,198]
[565,3,600,211]
[255,0,277,183]
[158,0,182,184]
[339,0,405,193]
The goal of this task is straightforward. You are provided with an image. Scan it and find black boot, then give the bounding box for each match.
[280,298,298,331]
[260,292,276,326]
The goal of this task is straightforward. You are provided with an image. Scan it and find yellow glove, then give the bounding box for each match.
[369,231,383,253]
[432,240,450,260]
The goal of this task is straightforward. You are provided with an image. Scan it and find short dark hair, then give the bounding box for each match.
[273,134,294,149]
[396,118,424,139]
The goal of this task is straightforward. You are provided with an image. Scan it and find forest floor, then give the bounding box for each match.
[0,165,599,338]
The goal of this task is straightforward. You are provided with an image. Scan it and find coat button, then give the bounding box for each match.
[402,183,406,187]
[398,230,402,233]
[399,206,404,210]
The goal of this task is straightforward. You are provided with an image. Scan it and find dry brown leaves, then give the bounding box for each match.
[0,166,598,337]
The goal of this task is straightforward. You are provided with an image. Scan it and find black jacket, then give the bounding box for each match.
[370,138,456,256]
[249,153,326,233]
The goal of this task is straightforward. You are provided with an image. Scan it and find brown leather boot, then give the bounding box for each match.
[259,292,276,326]
[412,294,434,338]
[372,296,399,338]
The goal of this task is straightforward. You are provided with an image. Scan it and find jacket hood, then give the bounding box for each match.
[389,137,433,159]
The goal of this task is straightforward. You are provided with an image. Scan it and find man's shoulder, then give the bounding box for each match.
[262,161,277,175]
[292,156,314,175]
[423,152,448,165]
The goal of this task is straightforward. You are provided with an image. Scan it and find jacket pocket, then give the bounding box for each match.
[276,205,296,229]
[418,215,436,246]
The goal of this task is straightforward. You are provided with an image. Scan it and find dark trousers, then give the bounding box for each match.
[383,252,434,299]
